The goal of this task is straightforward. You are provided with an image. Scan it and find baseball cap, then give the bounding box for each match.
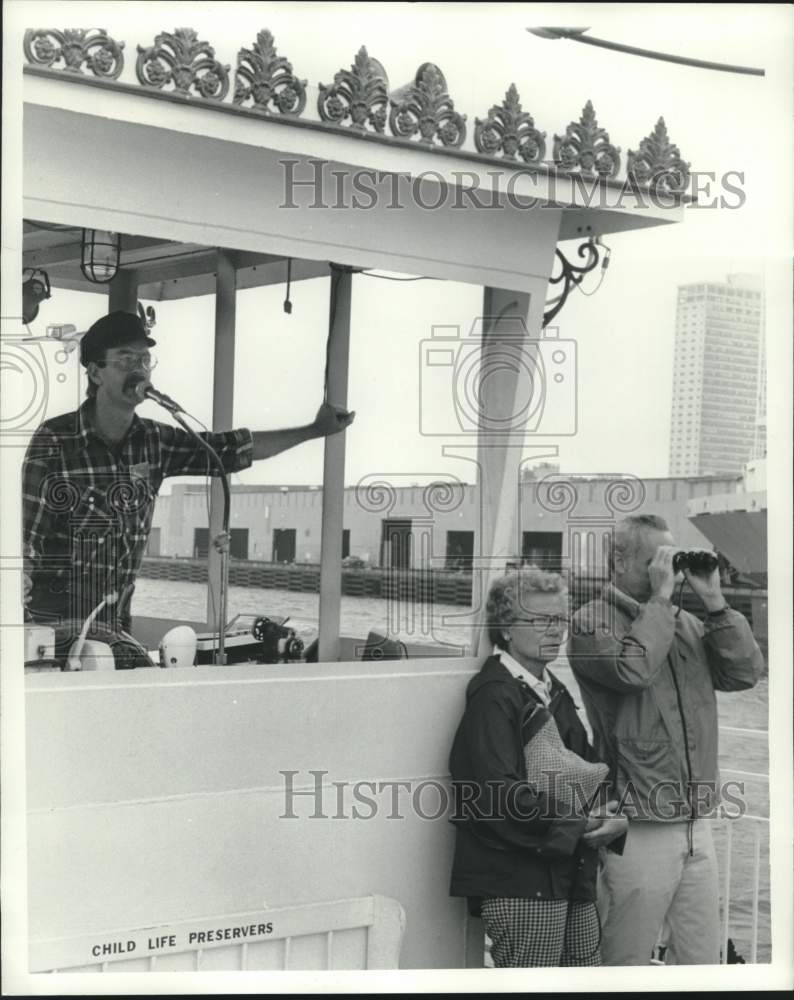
[80,311,156,366]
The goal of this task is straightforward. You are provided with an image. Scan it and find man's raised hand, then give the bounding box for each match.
[313,401,355,437]
[683,552,726,612]
[649,545,676,601]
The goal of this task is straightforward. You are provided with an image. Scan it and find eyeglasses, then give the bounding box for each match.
[102,352,158,373]
[512,615,570,631]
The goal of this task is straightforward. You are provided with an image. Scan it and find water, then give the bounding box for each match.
[133,578,771,963]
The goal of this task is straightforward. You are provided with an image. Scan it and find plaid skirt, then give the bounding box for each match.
[481,897,602,967]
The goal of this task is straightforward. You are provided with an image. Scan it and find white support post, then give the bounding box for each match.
[318,267,353,662]
[206,251,236,632]
[471,284,548,657]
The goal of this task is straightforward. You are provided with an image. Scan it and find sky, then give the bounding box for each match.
[7,1,792,491]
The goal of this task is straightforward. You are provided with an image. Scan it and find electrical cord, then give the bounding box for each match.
[284,257,293,314]
[576,241,611,298]
[359,271,440,282]
[323,265,436,407]
[172,410,230,535]
[576,268,608,297]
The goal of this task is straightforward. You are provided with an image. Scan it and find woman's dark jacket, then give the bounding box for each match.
[449,655,624,914]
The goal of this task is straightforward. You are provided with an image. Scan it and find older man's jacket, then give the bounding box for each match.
[569,584,764,822]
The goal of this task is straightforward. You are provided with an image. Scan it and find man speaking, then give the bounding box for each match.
[22,310,354,637]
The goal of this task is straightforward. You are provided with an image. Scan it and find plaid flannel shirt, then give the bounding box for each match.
[22,400,253,628]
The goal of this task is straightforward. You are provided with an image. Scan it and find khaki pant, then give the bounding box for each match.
[599,820,720,965]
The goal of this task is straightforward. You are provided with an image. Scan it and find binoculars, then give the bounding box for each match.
[672,550,719,576]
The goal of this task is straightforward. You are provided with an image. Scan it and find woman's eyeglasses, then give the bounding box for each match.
[512,615,570,631]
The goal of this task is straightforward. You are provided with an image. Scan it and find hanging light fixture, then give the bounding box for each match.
[21,268,51,324]
[80,229,121,283]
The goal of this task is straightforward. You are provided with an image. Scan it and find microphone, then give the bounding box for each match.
[133,381,183,413]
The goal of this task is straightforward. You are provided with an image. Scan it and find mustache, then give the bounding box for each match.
[124,373,149,392]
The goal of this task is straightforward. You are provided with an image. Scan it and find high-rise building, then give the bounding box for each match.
[752,312,767,460]
[669,275,764,476]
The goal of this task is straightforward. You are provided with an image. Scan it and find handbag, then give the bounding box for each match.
[522,704,609,816]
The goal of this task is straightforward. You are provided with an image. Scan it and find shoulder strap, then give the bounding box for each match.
[520,702,552,744]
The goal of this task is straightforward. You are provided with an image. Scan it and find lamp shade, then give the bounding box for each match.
[80,229,121,283]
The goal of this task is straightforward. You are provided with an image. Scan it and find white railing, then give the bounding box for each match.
[717,722,769,964]
[717,814,767,964]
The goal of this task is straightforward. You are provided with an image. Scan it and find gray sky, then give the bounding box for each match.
[15,2,792,488]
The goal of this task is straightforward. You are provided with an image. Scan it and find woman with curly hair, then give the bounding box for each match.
[448,567,627,967]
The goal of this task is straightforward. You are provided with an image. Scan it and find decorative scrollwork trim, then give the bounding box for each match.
[136,27,230,101]
[318,46,388,132]
[553,101,621,178]
[474,83,546,163]
[234,29,306,115]
[23,28,125,78]
[627,117,690,195]
[389,63,466,147]
[22,30,694,194]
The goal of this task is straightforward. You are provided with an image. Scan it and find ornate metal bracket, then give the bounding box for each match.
[627,117,690,195]
[553,101,621,178]
[318,47,388,132]
[23,28,125,78]
[543,239,606,328]
[389,63,466,147]
[474,84,546,163]
[136,28,230,100]
[234,30,306,115]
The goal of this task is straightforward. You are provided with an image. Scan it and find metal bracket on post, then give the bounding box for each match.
[543,237,609,328]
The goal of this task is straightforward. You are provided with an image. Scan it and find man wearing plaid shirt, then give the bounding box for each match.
[22,311,354,634]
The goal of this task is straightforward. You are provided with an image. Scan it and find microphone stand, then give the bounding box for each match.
[145,391,231,666]
[170,412,232,666]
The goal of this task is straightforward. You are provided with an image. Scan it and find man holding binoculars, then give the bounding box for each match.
[569,514,764,965]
